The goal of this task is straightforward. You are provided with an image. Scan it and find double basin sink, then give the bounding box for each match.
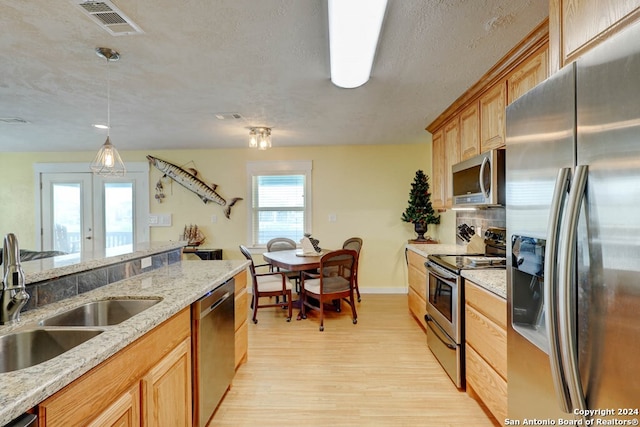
[0,298,161,374]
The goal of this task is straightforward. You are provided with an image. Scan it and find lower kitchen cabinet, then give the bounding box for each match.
[406,249,428,331]
[86,384,140,427]
[234,270,248,369]
[142,338,192,427]
[38,309,192,427]
[464,280,507,422]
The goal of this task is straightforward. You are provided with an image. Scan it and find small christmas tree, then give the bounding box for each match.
[401,170,440,241]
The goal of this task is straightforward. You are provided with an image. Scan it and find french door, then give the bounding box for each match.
[35,163,149,254]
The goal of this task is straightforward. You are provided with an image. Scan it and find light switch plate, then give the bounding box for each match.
[148,213,172,227]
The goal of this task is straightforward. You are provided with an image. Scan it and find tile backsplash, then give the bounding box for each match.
[456,208,505,245]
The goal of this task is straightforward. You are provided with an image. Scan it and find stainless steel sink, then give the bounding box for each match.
[39,298,162,327]
[0,328,104,373]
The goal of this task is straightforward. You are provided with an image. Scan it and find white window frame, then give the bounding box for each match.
[34,162,150,251]
[246,160,312,248]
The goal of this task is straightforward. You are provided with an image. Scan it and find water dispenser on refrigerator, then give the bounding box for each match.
[510,235,549,353]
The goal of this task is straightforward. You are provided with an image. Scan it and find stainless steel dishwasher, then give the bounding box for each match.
[192,278,235,427]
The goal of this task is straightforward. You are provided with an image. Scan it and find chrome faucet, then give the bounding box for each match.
[1,233,29,325]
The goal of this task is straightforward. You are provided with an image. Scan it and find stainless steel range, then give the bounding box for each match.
[424,227,506,389]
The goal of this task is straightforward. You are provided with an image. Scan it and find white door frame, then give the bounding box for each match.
[34,162,150,251]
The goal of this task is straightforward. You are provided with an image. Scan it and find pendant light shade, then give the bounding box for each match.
[90,136,125,175]
[91,47,125,176]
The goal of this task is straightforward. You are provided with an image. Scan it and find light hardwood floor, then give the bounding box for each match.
[212,294,497,427]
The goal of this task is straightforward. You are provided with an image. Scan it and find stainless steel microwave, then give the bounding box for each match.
[451,149,505,208]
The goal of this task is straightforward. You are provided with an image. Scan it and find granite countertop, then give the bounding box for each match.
[405,243,507,299]
[461,269,506,299]
[0,259,249,425]
[21,241,187,284]
[405,243,462,257]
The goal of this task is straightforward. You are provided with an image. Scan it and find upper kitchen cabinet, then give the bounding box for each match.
[549,0,640,72]
[479,82,506,152]
[427,19,548,210]
[507,44,549,105]
[443,118,461,208]
[431,128,446,210]
[459,101,480,161]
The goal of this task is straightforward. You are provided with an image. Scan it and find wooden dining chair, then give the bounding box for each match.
[298,249,358,331]
[342,237,363,302]
[239,245,293,323]
[266,237,300,293]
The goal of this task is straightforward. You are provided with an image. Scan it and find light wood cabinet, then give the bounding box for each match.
[142,338,192,427]
[406,249,428,331]
[39,309,192,427]
[507,44,549,104]
[430,129,445,210]
[479,82,506,152]
[428,20,547,211]
[464,280,507,423]
[86,384,140,427]
[549,0,640,72]
[234,270,248,369]
[459,101,480,161]
[443,118,460,208]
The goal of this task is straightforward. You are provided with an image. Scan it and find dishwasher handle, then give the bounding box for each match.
[199,291,232,319]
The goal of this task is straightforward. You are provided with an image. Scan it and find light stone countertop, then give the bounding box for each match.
[21,241,187,284]
[405,243,462,257]
[405,243,507,299]
[0,259,249,425]
[462,269,507,299]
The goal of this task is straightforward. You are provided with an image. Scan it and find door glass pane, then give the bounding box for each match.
[104,182,133,249]
[52,183,82,254]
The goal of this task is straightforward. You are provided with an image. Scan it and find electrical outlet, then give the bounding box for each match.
[211,215,218,223]
[328,214,337,222]
[141,256,152,269]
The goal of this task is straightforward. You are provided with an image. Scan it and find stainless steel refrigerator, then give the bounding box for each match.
[506,21,640,422]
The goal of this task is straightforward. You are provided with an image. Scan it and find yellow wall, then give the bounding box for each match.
[0,142,455,291]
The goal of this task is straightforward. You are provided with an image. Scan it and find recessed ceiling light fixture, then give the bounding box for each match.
[328,0,388,89]
[90,47,126,177]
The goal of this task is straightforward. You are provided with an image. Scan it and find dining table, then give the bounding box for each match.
[262,248,328,273]
[262,248,334,316]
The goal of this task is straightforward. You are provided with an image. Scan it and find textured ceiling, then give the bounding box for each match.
[0,0,548,152]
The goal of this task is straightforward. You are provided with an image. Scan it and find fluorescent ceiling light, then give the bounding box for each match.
[328,0,388,89]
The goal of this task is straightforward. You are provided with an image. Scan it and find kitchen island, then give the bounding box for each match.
[0,258,249,425]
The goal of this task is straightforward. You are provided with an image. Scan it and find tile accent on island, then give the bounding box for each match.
[23,248,183,312]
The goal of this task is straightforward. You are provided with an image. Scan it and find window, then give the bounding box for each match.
[246,161,312,246]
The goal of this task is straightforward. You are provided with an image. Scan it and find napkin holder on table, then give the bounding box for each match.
[298,237,321,256]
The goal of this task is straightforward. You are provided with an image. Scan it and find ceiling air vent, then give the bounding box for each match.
[72,1,144,36]
[214,113,244,120]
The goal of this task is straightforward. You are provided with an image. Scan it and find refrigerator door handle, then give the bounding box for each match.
[557,164,588,413]
[544,167,572,412]
[479,156,490,198]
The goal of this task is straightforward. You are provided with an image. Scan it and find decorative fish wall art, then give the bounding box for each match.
[147,155,242,219]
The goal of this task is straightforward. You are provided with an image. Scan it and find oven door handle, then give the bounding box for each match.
[425,262,457,284]
[425,314,456,350]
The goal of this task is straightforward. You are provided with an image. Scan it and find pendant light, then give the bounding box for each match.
[91,47,126,176]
